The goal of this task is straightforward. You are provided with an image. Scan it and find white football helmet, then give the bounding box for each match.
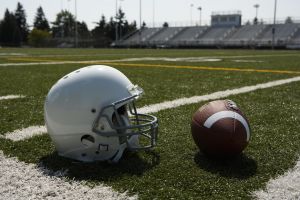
[44,65,158,163]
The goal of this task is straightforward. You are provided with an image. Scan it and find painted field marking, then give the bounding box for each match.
[1,59,300,75]
[2,126,47,141]
[252,158,300,199]
[100,62,300,75]
[139,76,300,114]
[0,151,137,200]
[5,53,300,59]
[6,57,61,63]
[0,95,25,101]
[4,76,300,142]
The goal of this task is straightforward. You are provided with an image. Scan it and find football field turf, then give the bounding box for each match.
[0,48,300,199]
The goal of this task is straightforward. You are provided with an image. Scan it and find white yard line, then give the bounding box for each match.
[2,126,47,141]
[139,76,300,114]
[0,95,25,100]
[0,151,137,200]
[253,159,300,200]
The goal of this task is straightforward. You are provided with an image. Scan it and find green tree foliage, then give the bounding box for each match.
[28,28,51,47]
[163,22,169,27]
[92,15,111,47]
[116,8,137,39]
[253,17,258,25]
[285,16,294,24]
[92,15,107,37]
[52,10,76,38]
[33,6,50,31]
[123,20,137,36]
[92,8,137,46]
[15,2,29,43]
[0,9,21,46]
[77,21,90,38]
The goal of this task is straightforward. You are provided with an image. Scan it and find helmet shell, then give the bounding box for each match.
[45,65,135,161]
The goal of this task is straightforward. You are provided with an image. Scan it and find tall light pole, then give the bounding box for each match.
[253,4,259,25]
[272,0,277,49]
[74,0,78,48]
[140,0,142,29]
[139,0,142,45]
[254,4,259,19]
[115,0,118,42]
[190,4,194,26]
[198,7,202,26]
[153,0,155,27]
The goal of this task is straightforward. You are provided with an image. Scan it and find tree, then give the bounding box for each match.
[122,20,137,36]
[77,21,90,38]
[33,6,50,31]
[92,15,107,38]
[285,16,294,24]
[92,15,111,47]
[106,17,116,41]
[15,2,29,43]
[0,9,21,46]
[253,17,258,25]
[163,22,169,28]
[28,28,51,47]
[52,10,76,38]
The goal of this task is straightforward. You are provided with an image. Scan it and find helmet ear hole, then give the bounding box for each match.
[81,135,95,147]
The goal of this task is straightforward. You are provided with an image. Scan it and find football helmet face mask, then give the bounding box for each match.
[44,65,158,163]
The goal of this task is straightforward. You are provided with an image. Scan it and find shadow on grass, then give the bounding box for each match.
[194,151,257,179]
[39,150,160,182]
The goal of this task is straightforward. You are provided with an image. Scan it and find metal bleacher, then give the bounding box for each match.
[118,23,300,48]
[256,24,300,46]
[224,24,266,46]
[147,27,185,46]
[120,27,162,46]
[196,26,234,46]
[292,28,300,45]
[169,26,208,46]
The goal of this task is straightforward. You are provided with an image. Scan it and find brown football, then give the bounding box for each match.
[191,100,250,157]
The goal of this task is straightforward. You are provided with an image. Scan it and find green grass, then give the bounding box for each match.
[0,48,300,199]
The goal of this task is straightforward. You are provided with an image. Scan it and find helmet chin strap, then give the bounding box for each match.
[110,114,140,163]
[110,143,127,163]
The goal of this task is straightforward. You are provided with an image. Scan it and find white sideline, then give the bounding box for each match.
[0,95,25,100]
[0,151,137,200]
[253,159,300,199]
[2,126,47,141]
[3,76,300,142]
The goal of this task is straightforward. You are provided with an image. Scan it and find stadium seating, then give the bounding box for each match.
[120,27,162,46]
[256,24,300,46]
[118,23,300,48]
[169,27,208,46]
[224,24,266,46]
[292,29,300,44]
[147,27,185,46]
[196,26,235,46]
